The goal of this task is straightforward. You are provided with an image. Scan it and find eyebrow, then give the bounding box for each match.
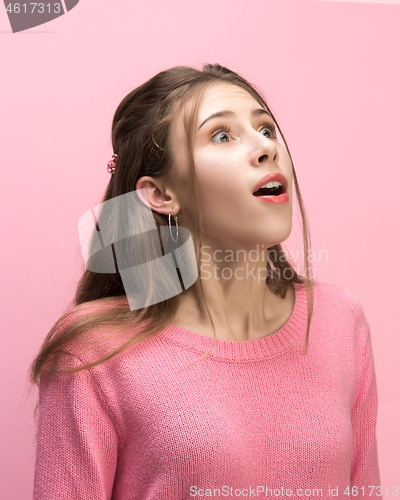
[198,108,272,131]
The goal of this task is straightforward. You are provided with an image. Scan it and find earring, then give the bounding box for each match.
[169,209,179,242]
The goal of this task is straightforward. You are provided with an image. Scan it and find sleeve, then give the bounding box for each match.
[350,307,381,493]
[33,354,121,500]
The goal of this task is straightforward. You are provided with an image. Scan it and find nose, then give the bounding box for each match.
[249,136,279,167]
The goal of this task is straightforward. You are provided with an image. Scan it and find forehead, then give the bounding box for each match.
[197,83,259,119]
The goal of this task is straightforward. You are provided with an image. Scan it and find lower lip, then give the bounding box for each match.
[254,193,289,204]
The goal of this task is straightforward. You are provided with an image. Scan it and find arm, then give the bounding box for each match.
[350,309,381,492]
[33,354,121,500]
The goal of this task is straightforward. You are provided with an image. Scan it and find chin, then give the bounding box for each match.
[264,222,292,244]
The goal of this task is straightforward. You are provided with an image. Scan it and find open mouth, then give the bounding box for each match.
[253,183,286,197]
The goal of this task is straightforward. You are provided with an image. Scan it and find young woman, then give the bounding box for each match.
[31,63,381,499]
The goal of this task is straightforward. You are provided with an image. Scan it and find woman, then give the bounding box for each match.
[31,63,380,499]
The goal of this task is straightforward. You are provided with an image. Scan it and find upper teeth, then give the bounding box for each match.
[260,181,282,189]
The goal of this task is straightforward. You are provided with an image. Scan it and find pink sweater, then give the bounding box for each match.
[33,282,380,499]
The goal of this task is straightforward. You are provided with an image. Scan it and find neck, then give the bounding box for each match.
[173,243,293,341]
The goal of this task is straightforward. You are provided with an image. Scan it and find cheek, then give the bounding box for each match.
[194,152,235,191]
[197,179,243,217]
[196,168,233,206]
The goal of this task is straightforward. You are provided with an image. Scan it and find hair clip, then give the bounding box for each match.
[107,153,118,174]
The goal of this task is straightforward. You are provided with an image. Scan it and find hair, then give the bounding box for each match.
[30,63,315,411]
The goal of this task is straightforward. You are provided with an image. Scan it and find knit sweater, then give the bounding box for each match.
[33,282,380,499]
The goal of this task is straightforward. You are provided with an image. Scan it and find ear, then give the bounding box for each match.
[135,176,180,216]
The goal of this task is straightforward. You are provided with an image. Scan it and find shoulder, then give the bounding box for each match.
[312,280,367,317]
[47,296,142,369]
[309,280,372,350]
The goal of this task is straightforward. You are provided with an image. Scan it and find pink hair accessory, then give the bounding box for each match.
[107,153,118,174]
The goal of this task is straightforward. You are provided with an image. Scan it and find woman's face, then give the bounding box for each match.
[169,82,294,250]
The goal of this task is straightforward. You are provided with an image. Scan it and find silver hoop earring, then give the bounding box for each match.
[169,209,179,242]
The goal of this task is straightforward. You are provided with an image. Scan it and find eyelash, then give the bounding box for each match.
[209,122,278,142]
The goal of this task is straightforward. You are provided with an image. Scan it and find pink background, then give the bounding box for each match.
[1,0,399,497]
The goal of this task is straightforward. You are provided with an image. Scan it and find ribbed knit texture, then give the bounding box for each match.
[33,282,380,499]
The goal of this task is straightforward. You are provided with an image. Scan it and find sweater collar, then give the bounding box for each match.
[160,282,309,361]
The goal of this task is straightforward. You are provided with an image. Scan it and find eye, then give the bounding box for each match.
[259,122,278,139]
[209,125,231,144]
[209,121,278,144]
